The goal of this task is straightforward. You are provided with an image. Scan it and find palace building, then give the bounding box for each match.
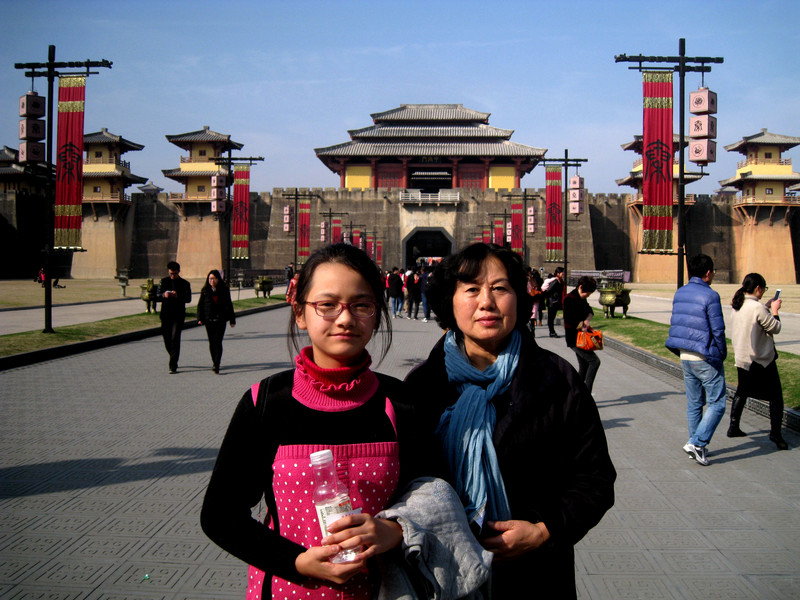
[315,104,545,192]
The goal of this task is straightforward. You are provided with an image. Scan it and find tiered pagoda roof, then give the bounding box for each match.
[616,134,702,188]
[165,126,243,152]
[724,128,800,154]
[84,128,144,153]
[315,103,545,164]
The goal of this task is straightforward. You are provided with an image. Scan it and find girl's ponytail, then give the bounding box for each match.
[731,272,766,311]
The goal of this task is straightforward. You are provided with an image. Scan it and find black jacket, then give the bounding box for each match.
[405,330,615,599]
[563,288,593,348]
[156,275,192,321]
[197,285,236,325]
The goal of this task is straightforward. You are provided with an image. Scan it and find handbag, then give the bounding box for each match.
[576,329,603,351]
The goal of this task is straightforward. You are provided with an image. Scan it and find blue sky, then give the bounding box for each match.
[2,0,799,195]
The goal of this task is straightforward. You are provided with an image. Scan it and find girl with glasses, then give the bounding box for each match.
[201,244,435,600]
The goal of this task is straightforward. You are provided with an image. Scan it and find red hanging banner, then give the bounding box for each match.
[232,165,250,260]
[332,218,342,244]
[511,200,523,254]
[545,166,563,261]
[376,241,383,267]
[298,199,311,261]
[482,227,491,244]
[493,218,504,246]
[54,76,86,249]
[642,71,674,251]
[366,234,374,259]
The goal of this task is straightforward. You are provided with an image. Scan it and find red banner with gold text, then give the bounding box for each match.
[54,76,86,249]
[642,71,674,251]
[232,165,250,260]
[298,199,310,261]
[545,166,563,261]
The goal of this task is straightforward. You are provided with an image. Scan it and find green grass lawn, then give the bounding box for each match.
[0,296,283,358]
[592,316,800,411]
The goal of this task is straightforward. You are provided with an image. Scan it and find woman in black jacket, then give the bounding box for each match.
[197,269,236,373]
[405,243,615,599]
[563,276,600,393]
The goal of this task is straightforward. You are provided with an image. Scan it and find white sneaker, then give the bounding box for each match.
[422,318,428,322]
[683,443,709,466]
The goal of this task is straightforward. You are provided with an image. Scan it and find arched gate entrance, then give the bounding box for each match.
[403,228,454,267]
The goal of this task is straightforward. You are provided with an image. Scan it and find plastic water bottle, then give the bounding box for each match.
[310,449,362,563]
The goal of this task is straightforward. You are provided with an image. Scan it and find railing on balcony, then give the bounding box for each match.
[84,157,131,169]
[736,157,792,169]
[83,192,130,203]
[632,157,681,169]
[399,190,460,205]
[734,195,800,206]
[179,156,219,164]
[168,192,216,202]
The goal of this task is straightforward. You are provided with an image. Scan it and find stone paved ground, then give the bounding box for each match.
[1,306,798,599]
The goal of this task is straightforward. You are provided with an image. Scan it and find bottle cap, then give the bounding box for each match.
[310,449,333,465]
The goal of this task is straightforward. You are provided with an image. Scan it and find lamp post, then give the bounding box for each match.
[615,38,723,288]
[15,45,112,333]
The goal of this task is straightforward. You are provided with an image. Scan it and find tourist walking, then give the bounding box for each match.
[666,254,727,466]
[563,276,600,393]
[544,267,565,337]
[156,261,192,374]
[197,269,236,374]
[387,267,404,317]
[728,273,788,450]
[405,269,422,319]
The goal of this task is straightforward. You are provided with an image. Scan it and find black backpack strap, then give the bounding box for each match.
[251,370,294,532]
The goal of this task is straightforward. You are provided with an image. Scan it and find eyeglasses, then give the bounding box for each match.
[305,301,377,318]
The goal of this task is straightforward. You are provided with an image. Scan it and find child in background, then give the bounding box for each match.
[201,243,431,600]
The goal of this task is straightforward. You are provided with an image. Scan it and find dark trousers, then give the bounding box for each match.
[161,318,183,371]
[547,303,561,334]
[205,321,227,368]
[735,360,784,436]
[572,347,601,393]
[407,298,420,319]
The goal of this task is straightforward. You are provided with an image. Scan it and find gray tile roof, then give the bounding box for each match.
[349,124,514,139]
[165,126,244,151]
[370,104,490,123]
[84,128,144,152]
[162,168,224,179]
[315,140,545,158]
[718,172,800,187]
[724,129,800,153]
[83,170,148,184]
[621,134,688,153]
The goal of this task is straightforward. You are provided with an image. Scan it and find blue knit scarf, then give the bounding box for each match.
[437,328,520,527]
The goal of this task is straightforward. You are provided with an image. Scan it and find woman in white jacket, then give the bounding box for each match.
[728,273,787,450]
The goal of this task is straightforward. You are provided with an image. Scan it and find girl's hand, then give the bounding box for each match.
[482,520,550,561]
[322,513,403,560]
[295,545,365,584]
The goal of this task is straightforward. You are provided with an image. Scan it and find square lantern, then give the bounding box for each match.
[689,115,717,139]
[19,92,45,118]
[689,88,718,115]
[568,189,586,202]
[569,201,584,215]
[211,175,226,187]
[211,187,226,199]
[211,200,226,213]
[19,119,45,140]
[18,142,45,163]
[689,139,717,164]
[569,175,584,190]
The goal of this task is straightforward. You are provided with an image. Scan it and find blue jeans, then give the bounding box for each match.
[682,359,727,447]
[391,295,403,315]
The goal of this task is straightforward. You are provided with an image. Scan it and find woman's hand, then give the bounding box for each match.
[482,520,550,561]
[295,545,365,584]
[322,513,403,561]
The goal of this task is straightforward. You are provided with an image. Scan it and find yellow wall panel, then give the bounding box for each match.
[345,166,372,189]
[489,166,516,190]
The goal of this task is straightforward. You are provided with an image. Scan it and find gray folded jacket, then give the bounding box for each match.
[377,477,493,600]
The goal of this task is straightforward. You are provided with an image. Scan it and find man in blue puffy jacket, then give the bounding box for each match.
[665,254,727,466]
